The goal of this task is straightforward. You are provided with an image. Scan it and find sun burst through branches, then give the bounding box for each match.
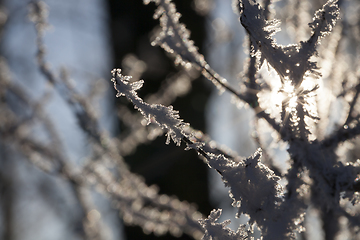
[282,79,298,113]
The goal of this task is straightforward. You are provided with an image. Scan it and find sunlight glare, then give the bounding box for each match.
[283,80,297,112]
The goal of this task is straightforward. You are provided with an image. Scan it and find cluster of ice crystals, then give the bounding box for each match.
[199,209,250,240]
[111,69,188,146]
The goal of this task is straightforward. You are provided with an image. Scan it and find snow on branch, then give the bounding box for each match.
[144,0,228,93]
[308,0,340,39]
[111,69,187,146]
[199,209,250,240]
[206,149,283,220]
[237,0,340,87]
[204,149,296,239]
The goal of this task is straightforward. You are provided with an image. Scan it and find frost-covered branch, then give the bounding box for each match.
[112,69,323,239]
[144,0,283,136]
[199,209,250,240]
[111,69,188,146]
[118,67,195,156]
[237,0,339,87]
